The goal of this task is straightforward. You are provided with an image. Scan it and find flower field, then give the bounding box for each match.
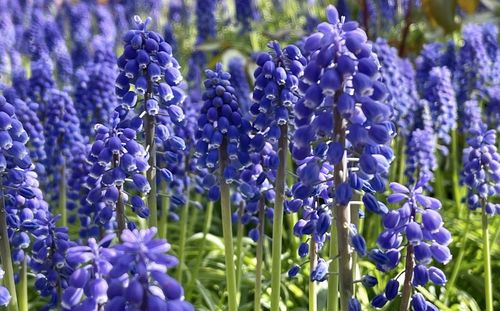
[0,0,498,310]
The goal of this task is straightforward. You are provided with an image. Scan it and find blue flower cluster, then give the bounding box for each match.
[44,16,73,84]
[195,63,252,200]
[30,214,77,309]
[63,228,193,310]
[115,16,185,125]
[3,88,47,178]
[423,66,457,152]
[456,24,494,103]
[228,56,252,115]
[371,180,450,309]
[67,2,92,69]
[373,39,419,138]
[83,116,151,236]
[405,129,437,187]
[74,37,117,136]
[235,0,259,33]
[43,88,85,212]
[295,5,394,197]
[461,124,500,215]
[251,42,304,138]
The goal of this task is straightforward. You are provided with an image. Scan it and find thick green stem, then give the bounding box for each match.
[447,211,470,298]
[254,199,265,311]
[397,140,406,184]
[186,200,214,300]
[220,142,238,311]
[451,129,464,218]
[351,197,360,281]
[17,257,27,311]
[113,154,126,235]
[332,101,352,311]
[0,180,18,311]
[58,163,67,227]
[176,187,191,283]
[400,244,415,311]
[434,163,446,200]
[158,181,169,240]
[482,201,493,311]
[187,195,201,237]
[145,113,158,228]
[309,238,317,311]
[270,124,288,311]
[286,153,299,260]
[235,202,244,302]
[327,218,339,311]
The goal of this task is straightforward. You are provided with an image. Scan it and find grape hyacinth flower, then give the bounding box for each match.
[405,128,437,188]
[115,16,186,228]
[84,115,151,235]
[371,179,450,310]
[456,24,493,103]
[460,123,499,311]
[249,41,307,309]
[189,0,217,82]
[235,0,259,33]
[0,94,54,310]
[30,214,77,309]
[43,88,84,225]
[373,39,419,138]
[194,63,252,310]
[94,4,117,45]
[296,5,395,309]
[74,36,117,136]
[228,56,252,116]
[423,67,457,153]
[3,88,47,179]
[415,42,447,95]
[63,228,193,310]
[67,2,92,69]
[461,124,500,215]
[44,17,73,84]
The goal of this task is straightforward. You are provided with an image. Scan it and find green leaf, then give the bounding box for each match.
[196,280,217,311]
[422,0,460,33]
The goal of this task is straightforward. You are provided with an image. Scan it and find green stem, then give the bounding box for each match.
[0,179,18,311]
[482,201,493,311]
[235,202,244,303]
[187,194,201,237]
[175,187,191,283]
[447,211,470,298]
[327,218,339,311]
[286,153,299,260]
[158,181,169,240]
[254,199,265,311]
[309,238,317,311]
[434,163,446,200]
[451,129,464,218]
[390,138,400,181]
[186,200,214,300]
[220,142,238,311]
[17,257,27,311]
[270,124,288,311]
[351,196,360,281]
[332,100,352,311]
[400,245,415,311]
[397,139,406,184]
[145,108,157,228]
[58,163,67,227]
